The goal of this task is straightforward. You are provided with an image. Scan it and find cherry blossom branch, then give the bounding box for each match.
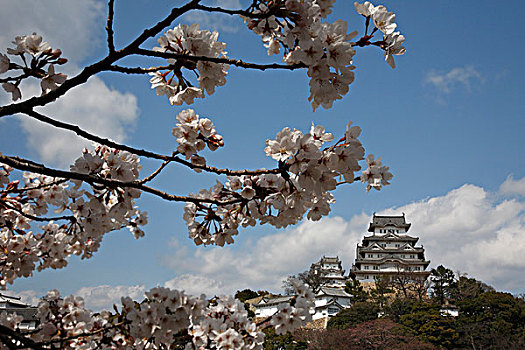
[0,154,242,206]
[139,155,173,184]
[0,325,43,350]
[0,0,201,118]
[134,48,307,71]
[0,321,127,350]
[106,0,116,53]
[108,64,179,74]
[0,74,30,84]
[21,110,281,176]
[192,3,277,19]
[0,201,75,223]
[0,179,67,195]
[36,321,127,347]
[336,178,361,186]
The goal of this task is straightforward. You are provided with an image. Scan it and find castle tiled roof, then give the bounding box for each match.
[0,293,31,308]
[320,256,341,264]
[368,214,411,232]
[316,287,352,298]
[253,295,293,307]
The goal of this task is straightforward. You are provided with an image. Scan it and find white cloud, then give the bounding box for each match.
[1,1,140,168]
[162,213,370,294]
[180,0,243,33]
[17,77,139,168]
[425,66,483,94]
[499,174,525,197]
[162,178,525,295]
[0,0,105,63]
[384,183,525,292]
[75,284,146,311]
[164,274,228,297]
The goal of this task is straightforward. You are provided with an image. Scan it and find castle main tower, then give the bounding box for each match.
[349,214,430,282]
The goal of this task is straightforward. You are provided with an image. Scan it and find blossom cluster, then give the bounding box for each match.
[0,33,67,101]
[243,0,405,109]
[172,109,224,168]
[0,146,147,287]
[188,295,264,349]
[354,1,405,68]
[271,279,315,334]
[244,0,355,110]
[149,23,229,106]
[0,280,314,349]
[183,120,392,246]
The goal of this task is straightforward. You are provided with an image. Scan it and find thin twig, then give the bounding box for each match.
[0,201,75,223]
[336,177,362,186]
[0,179,68,195]
[106,0,116,53]
[134,48,307,71]
[139,154,173,184]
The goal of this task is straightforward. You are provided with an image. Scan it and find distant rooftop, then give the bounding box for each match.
[368,214,411,232]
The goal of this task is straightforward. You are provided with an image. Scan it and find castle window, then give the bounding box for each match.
[328,307,339,315]
[373,266,379,270]
[364,266,369,270]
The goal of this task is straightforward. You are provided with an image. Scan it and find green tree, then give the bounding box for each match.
[449,275,494,303]
[327,301,380,329]
[370,275,393,308]
[344,278,369,302]
[457,291,525,349]
[263,328,308,350]
[429,265,456,305]
[399,305,460,349]
[385,297,417,323]
[282,269,323,294]
[234,289,260,302]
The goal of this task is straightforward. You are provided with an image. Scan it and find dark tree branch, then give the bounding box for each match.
[134,48,307,71]
[108,64,179,74]
[0,325,44,350]
[106,0,116,53]
[20,110,280,176]
[0,154,242,206]
[192,3,279,19]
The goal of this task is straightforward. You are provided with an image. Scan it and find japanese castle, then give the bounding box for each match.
[349,214,430,281]
[253,214,431,328]
[309,256,346,288]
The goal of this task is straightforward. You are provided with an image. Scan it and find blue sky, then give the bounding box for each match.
[1,0,524,309]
